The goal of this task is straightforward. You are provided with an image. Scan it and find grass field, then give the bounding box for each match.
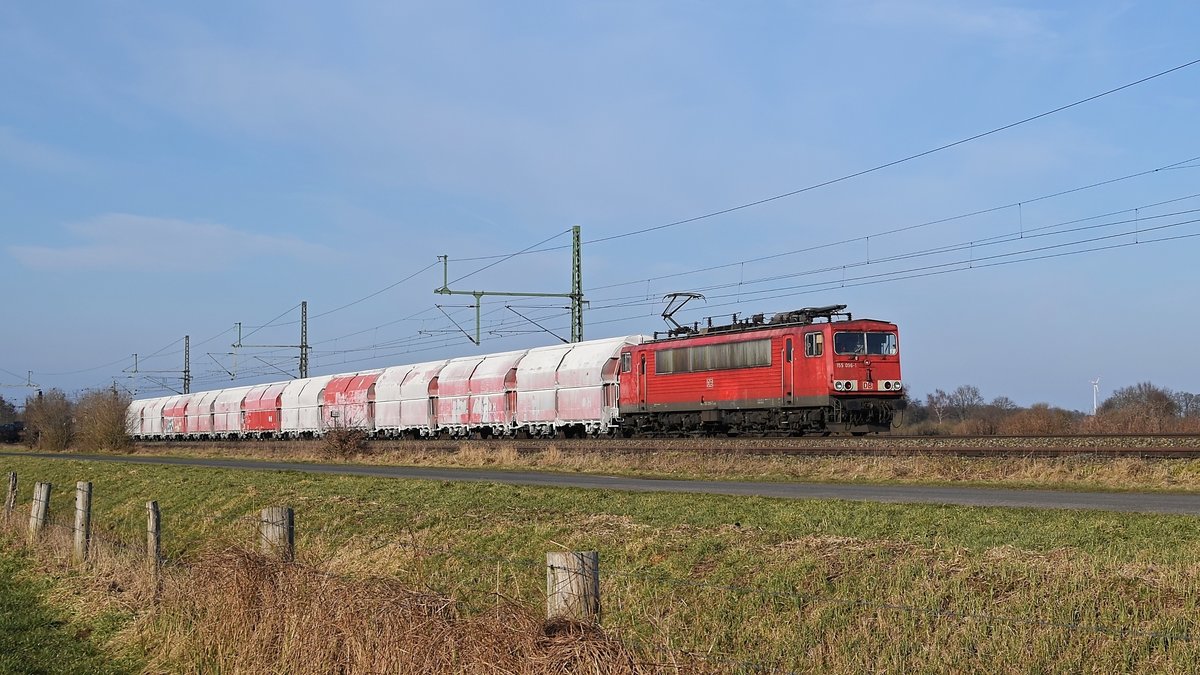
[0,548,132,675]
[116,439,1200,493]
[2,453,1199,672]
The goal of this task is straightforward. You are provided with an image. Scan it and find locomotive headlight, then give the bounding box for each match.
[834,381,844,391]
[883,381,892,390]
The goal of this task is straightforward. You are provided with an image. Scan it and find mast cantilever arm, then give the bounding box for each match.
[433,227,584,345]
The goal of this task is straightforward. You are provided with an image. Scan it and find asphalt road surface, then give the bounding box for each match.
[5,451,1199,515]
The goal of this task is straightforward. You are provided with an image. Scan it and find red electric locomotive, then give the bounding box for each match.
[616,304,904,435]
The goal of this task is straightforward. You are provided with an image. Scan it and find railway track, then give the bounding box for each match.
[139,433,1200,459]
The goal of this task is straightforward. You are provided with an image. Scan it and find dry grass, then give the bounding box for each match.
[103,438,1200,492]
[75,389,133,453]
[320,426,370,460]
[143,548,645,674]
[5,456,1200,672]
[1,518,664,674]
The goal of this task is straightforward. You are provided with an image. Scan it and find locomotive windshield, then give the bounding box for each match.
[834,332,897,356]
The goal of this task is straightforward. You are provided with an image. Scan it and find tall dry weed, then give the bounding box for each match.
[145,548,648,674]
[321,426,369,459]
[456,443,519,466]
[75,388,133,452]
[23,389,74,451]
[540,445,563,466]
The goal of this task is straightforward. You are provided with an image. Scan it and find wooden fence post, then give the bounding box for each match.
[74,481,92,564]
[546,551,600,623]
[4,472,15,522]
[146,501,161,578]
[27,482,51,545]
[260,506,295,562]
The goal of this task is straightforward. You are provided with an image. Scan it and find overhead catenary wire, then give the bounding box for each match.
[423,59,1200,263]
[584,201,1200,310]
[584,156,1200,293]
[313,191,1200,358]
[67,176,1200,392]
[0,367,30,382]
[193,325,237,348]
[587,51,1200,246]
[397,212,1200,346]
[166,203,1200,386]
[238,303,302,342]
[150,211,1197,389]
[446,228,573,286]
[311,261,440,319]
[52,60,1200,391]
[315,161,1200,360]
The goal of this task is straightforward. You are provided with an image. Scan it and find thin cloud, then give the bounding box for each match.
[8,213,331,271]
[858,1,1056,43]
[0,126,90,174]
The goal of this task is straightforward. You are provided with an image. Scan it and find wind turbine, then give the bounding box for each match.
[1090,377,1101,415]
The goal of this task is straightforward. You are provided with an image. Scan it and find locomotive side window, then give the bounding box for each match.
[621,352,631,373]
[834,332,898,355]
[785,338,793,363]
[804,332,823,357]
[655,338,772,375]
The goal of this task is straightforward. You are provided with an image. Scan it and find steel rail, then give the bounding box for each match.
[125,434,1200,459]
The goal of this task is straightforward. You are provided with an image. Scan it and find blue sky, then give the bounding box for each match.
[1,1,1197,410]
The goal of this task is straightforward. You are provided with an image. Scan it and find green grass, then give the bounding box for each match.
[3,454,1200,672]
[0,548,132,675]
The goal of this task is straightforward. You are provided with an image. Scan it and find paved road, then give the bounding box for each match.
[4,451,1199,515]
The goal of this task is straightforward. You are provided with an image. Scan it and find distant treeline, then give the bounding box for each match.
[903,382,1200,435]
[0,388,131,451]
[1,382,1197,446]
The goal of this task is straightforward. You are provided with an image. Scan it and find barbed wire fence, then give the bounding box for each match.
[2,470,1197,673]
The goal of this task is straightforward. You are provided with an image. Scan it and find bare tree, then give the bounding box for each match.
[990,396,1018,413]
[1173,391,1198,418]
[1001,403,1082,435]
[1097,382,1179,432]
[900,391,928,425]
[949,385,984,421]
[0,395,18,424]
[925,389,950,425]
[23,389,74,451]
[76,387,133,452]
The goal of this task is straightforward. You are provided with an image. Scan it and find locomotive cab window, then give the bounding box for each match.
[804,332,823,357]
[834,332,898,356]
[621,352,631,373]
[867,332,898,355]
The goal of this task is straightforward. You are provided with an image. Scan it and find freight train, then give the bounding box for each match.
[127,305,904,439]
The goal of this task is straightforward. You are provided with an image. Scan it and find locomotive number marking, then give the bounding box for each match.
[705,377,714,389]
